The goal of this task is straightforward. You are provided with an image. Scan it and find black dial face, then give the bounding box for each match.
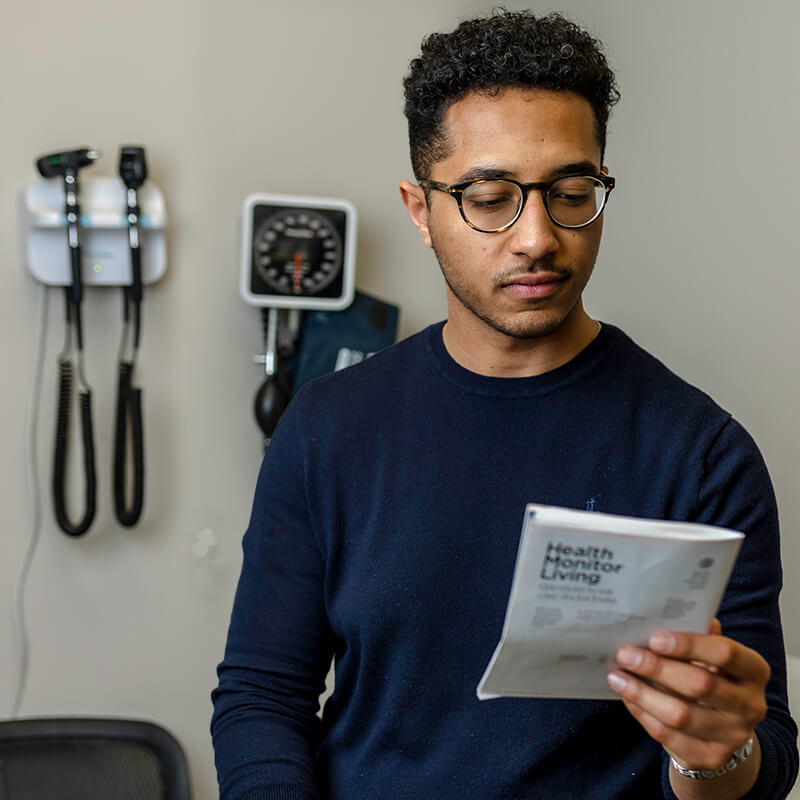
[250,207,346,298]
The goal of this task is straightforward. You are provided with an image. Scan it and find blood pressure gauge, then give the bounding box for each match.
[240,193,356,310]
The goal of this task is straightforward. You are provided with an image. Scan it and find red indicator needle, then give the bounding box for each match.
[293,251,303,294]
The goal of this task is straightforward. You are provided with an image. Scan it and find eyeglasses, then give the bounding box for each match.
[419,174,616,233]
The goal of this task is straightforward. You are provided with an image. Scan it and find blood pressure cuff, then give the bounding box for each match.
[292,290,400,395]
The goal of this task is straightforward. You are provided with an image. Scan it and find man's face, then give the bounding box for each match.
[404,88,606,343]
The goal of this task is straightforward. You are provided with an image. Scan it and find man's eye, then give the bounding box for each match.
[549,178,597,205]
[466,194,514,209]
[550,191,591,205]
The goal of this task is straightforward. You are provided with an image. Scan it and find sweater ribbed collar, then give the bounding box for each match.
[424,320,619,398]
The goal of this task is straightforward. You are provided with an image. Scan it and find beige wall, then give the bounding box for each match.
[1,1,798,796]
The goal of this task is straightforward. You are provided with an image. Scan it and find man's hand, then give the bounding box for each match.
[607,620,769,797]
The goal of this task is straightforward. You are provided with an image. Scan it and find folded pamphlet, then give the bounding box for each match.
[477,504,743,700]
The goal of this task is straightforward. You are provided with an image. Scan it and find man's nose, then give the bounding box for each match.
[505,190,559,260]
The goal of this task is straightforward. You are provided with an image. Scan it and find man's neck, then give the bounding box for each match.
[442,308,601,378]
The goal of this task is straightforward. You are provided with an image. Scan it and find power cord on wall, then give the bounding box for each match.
[9,283,49,718]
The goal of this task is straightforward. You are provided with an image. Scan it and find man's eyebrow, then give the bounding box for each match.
[455,161,602,184]
[456,166,516,183]
[549,161,602,179]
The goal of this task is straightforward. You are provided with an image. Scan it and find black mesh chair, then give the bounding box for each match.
[0,717,191,800]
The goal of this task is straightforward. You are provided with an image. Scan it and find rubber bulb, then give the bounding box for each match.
[254,376,289,438]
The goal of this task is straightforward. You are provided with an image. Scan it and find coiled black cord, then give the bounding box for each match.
[52,359,97,536]
[113,360,144,526]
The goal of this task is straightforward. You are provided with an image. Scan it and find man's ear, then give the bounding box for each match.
[399,180,433,248]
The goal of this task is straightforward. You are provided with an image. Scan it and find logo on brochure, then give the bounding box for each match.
[540,540,624,586]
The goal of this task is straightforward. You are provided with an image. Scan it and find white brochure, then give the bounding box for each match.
[477,504,743,701]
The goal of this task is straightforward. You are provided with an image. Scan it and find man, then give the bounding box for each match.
[212,11,798,799]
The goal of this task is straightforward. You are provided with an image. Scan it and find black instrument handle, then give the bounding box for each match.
[52,360,97,536]
[68,228,82,307]
[129,241,142,350]
[129,231,142,303]
[113,361,145,527]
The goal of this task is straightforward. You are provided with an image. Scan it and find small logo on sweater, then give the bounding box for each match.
[585,496,600,512]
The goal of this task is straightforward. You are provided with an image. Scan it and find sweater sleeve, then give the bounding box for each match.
[661,417,799,799]
[211,394,334,800]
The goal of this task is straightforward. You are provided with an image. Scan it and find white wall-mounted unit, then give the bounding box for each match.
[19,177,167,287]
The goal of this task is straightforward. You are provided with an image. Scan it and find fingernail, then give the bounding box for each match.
[650,633,676,653]
[607,671,627,692]
[616,647,642,668]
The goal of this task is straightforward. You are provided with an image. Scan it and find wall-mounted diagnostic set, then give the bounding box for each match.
[20,145,166,535]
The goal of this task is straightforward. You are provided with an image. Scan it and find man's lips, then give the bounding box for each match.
[499,271,568,299]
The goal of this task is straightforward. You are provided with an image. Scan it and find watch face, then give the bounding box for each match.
[249,205,347,300]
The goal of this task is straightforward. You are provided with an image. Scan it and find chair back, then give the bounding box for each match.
[0,717,191,800]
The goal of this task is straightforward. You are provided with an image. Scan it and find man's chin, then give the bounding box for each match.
[479,311,568,341]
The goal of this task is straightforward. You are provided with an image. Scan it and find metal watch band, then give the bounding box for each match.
[670,735,754,780]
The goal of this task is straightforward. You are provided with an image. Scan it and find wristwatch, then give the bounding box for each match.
[670,735,754,780]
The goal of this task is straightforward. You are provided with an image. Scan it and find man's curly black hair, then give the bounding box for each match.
[403,9,620,180]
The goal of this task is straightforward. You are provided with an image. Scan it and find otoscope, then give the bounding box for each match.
[36,147,99,536]
[113,146,147,526]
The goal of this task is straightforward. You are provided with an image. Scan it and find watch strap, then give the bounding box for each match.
[670,735,754,780]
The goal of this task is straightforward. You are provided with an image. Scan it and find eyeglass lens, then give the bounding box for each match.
[461,177,606,231]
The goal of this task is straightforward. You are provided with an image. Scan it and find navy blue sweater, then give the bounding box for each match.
[211,323,798,799]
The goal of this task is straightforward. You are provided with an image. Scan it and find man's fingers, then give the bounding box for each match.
[612,643,768,726]
[648,631,771,685]
[608,669,751,744]
[615,646,736,707]
[617,694,753,772]
[609,628,769,775]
